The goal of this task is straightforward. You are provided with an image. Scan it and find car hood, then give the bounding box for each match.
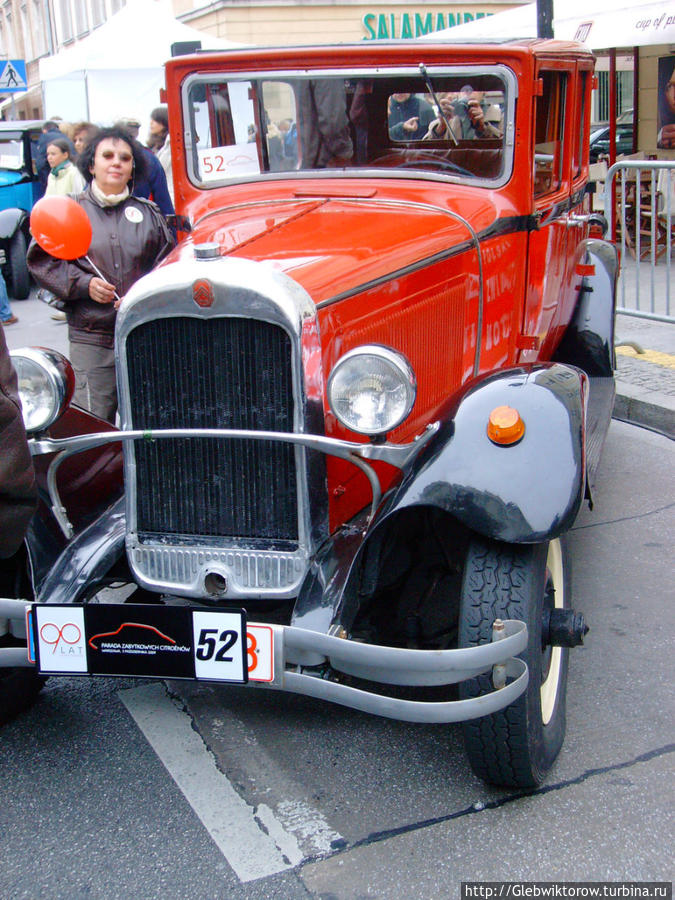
[183,188,505,305]
[0,170,25,187]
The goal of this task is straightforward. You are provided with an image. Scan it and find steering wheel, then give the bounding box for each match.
[371,152,472,178]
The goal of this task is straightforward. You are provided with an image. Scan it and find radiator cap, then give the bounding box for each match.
[194,242,220,260]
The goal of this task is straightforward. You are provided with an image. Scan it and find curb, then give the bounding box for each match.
[613,381,675,439]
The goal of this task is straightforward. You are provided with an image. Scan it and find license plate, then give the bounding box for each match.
[28,604,265,684]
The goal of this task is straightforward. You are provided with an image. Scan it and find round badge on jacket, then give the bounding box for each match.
[125,207,144,224]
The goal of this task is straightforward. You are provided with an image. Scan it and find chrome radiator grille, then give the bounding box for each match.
[126,316,298,546]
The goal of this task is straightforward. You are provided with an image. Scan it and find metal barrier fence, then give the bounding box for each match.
[604,159,675,324]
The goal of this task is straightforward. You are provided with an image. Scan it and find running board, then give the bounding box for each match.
[586,376,615,490]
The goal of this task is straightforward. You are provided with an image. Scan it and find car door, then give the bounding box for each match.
[519,63,578,363]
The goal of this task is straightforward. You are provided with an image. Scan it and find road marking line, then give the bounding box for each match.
[120,683,301,882]
[616,346,675,369]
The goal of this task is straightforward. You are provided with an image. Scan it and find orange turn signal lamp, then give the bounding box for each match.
[487,405,525,446]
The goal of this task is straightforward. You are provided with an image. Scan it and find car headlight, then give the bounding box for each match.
[327,345,416,436]
[10,348,75,433]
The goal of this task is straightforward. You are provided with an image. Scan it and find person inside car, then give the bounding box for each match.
[388,92,435,142]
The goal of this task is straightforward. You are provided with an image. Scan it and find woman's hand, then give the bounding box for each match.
[88,276,116,305]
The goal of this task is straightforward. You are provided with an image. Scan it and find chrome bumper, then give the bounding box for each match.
[1,598,528,724]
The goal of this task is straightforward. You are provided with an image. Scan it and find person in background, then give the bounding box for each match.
[388,92,435,142]
[72,121,99,157]
[278,118,298,166]
[27,127,174,423]
[297,79,353,168]
[45,138,86,196]
[657,62,675,149]
[0,270,18,326]
[0,324,37,557]
[148,106,173,201]
[115,117,174,217]
[35,121,66,195]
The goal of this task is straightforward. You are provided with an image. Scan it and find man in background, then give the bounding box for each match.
[115,117,174,217]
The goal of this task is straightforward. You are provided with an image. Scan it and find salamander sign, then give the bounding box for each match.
[362,10,490,39]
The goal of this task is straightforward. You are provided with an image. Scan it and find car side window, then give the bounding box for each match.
[534,70,567,197]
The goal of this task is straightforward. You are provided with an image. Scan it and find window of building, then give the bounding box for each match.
[20,3,34,59]
[2,4,17,56]
[59,0,73,42]
[91,0,105,28]
[73,0,88,36]
[31,0,48,57]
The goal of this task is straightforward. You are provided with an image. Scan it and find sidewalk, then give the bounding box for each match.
[613,254,675,438]
[3,287,674,439]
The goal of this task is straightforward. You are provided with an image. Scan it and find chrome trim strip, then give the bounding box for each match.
[281,658,527,723]
[31,423,439,540]
[114,257,328,593]
[0,610,527,725]
[191,196,486,377]
[181,64,517,191]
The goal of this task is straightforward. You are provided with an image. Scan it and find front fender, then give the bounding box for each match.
[553,238,618,376]
[26,496,126,604]
[0,207,26,241]
[376,364,587,544]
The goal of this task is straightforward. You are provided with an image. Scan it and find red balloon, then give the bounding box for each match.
[30,195,92,260]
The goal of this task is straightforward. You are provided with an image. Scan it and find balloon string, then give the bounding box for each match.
[84,254,122,303]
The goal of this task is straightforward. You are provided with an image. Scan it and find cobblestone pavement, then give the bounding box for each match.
[613,314,675,437]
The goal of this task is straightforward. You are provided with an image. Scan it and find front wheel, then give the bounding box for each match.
[8,229,30,300]
[458,537,570,788]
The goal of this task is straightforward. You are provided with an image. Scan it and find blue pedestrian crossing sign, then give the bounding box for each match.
[0,60,28,93]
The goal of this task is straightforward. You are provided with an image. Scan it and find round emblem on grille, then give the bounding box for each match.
[193,279,214,307]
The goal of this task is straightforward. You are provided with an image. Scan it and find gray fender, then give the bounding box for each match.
[27,497,126,604]
[289,364,587,652]
[374,363,587,545]
[0,207,26,241]
[553,238,618,376]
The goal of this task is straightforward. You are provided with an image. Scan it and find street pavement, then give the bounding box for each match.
[4,284,674,439]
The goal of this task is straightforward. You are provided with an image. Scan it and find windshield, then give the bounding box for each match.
[0,137,25,171]
[183,67,513,187]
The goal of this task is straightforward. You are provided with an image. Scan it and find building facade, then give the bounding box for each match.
[173,0,523,46]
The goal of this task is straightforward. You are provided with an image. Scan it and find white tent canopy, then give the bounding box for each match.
[39,0,239,130]
[425,0,675,49]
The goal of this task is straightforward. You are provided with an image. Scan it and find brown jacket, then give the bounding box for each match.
[27,188,174,349]
[0,327,37,558]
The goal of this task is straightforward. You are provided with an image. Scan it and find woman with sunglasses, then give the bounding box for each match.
[27,127,174,423]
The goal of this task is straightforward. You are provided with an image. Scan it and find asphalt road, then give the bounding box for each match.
[1,419,673,899]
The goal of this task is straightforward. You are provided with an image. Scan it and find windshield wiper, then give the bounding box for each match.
[418,62,458,146]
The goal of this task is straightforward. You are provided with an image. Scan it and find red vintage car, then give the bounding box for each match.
[2,38,617,787]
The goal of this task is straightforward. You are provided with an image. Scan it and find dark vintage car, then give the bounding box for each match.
[589,120,635,162]
[0,119,44,298]
[2,39,618,788]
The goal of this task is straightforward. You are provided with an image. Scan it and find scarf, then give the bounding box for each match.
[90,180,130,207]
[50,159,71,177]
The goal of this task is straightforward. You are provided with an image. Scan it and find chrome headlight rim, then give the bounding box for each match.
[327,344,417,437]
[10,347,75,433]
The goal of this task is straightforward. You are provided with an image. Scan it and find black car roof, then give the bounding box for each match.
[0,119,46,133]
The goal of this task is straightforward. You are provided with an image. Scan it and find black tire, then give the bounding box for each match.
[0,658,45,726]
[8,229,30,300]
[458,537,570,788]
[0,553,45,725]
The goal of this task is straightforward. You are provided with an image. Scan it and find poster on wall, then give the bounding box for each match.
[657,56,675,149]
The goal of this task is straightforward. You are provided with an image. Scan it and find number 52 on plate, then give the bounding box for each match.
[192,611,274,684]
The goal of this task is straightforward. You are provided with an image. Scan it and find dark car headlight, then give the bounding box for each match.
[10,348,75,432]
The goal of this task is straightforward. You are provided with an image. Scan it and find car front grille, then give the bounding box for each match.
[125,316,298,546]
